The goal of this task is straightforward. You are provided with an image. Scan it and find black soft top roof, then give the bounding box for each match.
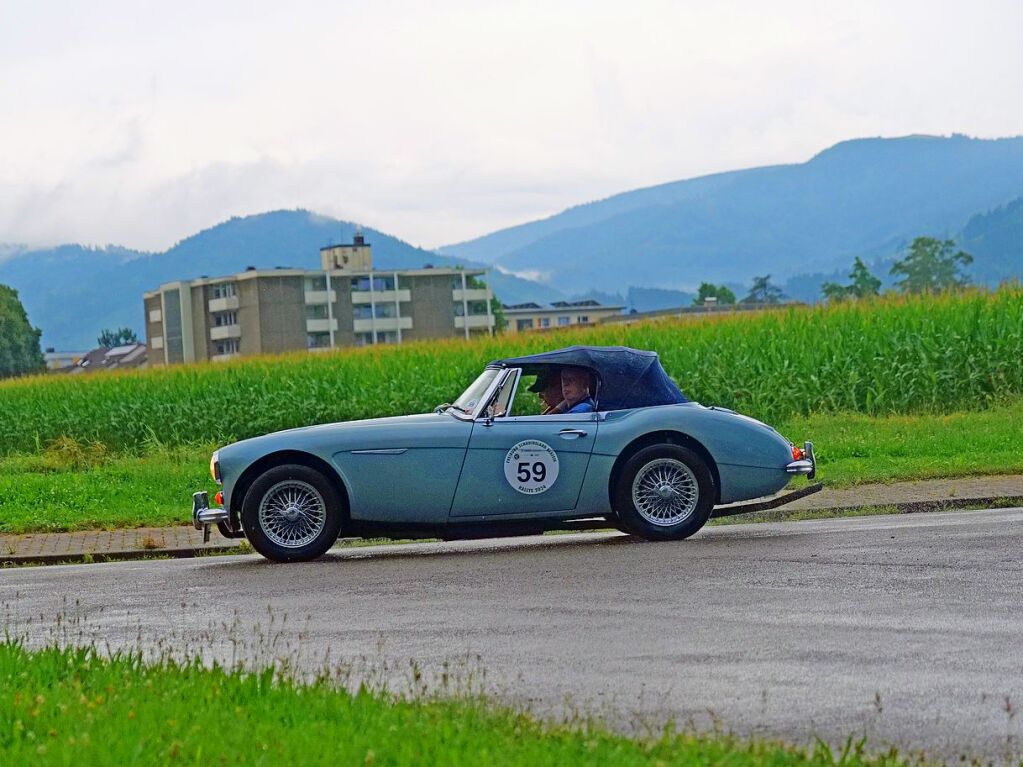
[490,345,688,412]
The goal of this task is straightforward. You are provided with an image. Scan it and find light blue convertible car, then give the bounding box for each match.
[193,346,818,562]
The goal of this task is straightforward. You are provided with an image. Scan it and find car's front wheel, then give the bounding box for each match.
[241,464,343,562]
[613,444,714,541]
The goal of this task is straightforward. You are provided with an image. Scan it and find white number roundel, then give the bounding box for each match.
[504,440,560,494]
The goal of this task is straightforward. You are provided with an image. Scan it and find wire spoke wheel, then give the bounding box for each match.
[258,479,328,549]
[631,458,699,527]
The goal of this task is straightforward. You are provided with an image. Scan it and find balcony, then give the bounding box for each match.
[455,315,494,330]
[210,324,241,341]
[353,316,413,333]
[452,288,489,302]
[305,318,339,333]
[304,290,337,305]
[211,353,240,363]
[208,295,239,312]
[351,289,411,304]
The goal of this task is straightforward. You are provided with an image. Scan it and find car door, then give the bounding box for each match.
[449,372,598,518]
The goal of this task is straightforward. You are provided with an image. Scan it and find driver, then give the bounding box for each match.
[528,368,567,414]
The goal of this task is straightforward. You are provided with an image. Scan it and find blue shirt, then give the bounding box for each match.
[566,397,595,414]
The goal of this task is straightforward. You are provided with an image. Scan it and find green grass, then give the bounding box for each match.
[3,401,1021,534]
[784,399,1023,486]
[1,288,1021,454]
[0,641,913,767]
[0,444,211,533]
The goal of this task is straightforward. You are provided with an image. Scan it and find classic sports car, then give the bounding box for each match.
[193,346,818,562]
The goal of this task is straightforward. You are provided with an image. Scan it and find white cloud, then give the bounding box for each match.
[1,0,1021,251]
[494,264,552,283]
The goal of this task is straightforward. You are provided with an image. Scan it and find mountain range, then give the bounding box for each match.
[2,134,1021,350]
[0,212,562,349]
[440,134,1023,295]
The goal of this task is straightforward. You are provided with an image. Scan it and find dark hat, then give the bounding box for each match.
[527,366,560,393]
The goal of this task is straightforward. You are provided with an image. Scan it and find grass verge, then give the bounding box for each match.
[2,401,1021,534]
[0,641,912,767]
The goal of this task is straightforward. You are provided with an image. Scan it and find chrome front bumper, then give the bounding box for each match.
[785,441,816,479]
[192,491,229,543]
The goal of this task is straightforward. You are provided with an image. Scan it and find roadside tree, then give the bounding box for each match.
[891,237,973,294]
[97,327,139,348]
[693,282,737,305]
[0,284,44,378]
[742,275,784,304]
[822,257,882,301]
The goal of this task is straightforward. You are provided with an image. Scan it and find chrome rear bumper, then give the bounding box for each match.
[785,441,816,479]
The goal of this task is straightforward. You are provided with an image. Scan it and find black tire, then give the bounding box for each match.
[241,463,344,562]
[613,444,714,541]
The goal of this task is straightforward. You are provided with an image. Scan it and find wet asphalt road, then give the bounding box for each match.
[3,508,1023,761]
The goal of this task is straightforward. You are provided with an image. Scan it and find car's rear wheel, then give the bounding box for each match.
[241,464,343,562]
[613,444,714,541]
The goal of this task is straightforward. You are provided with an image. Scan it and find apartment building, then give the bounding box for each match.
[502,300,624,333]
[143,234,494,365]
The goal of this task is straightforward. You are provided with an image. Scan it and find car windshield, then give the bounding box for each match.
[450,368,502,414]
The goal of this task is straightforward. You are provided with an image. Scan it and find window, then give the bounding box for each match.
[578,315,589,324]
[307,333,330,349]
[558,316,570,326]
[351,276,394,292]
[305,275,327,292]
[354,332,374,346]
[214,311,237,327]
[378,331,398,344]
[355,305,397,319]
[468,300,488,316]
[215,339,239,355]
[211,283,236,299]
[516,318,534,331]
[305,304,328,320]
[540,317,550,328]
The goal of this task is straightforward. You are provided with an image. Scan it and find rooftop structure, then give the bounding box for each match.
[59,343,149,374]
[501,300,624,333]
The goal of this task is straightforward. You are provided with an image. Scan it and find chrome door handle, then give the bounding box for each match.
[558,428,588,439]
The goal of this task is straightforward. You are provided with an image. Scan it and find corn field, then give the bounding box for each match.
[1,288,1020,454]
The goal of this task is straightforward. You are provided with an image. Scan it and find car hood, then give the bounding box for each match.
[219,412,467,459]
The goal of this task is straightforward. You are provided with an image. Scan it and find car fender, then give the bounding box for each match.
[593,404,795,505]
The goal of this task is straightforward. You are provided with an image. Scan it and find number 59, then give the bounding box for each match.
[517,461,547,483]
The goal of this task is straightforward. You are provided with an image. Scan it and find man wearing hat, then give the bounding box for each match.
[529,367,567,415]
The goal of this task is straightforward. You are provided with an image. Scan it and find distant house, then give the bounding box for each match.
[43,349,88,370]
[60,343,149,374]
[599,300,806,326]
[501,300,625,333]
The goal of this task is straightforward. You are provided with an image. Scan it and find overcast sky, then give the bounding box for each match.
[2,0,1021,252]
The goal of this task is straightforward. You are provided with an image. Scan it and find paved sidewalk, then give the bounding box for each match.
[2,474,1021,565]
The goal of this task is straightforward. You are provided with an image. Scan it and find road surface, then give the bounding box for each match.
[3,508,1022,761]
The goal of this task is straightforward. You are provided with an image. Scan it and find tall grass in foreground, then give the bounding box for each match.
[0,642,912,766]
[0,288,1020,454]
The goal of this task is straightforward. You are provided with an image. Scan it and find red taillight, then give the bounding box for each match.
[214,491,224,507]
[791,445,803,461]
